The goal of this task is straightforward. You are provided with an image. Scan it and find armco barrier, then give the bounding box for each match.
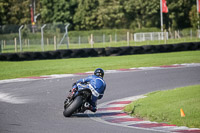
[0,42,199,61]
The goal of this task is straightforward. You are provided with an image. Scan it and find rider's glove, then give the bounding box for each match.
[72,82,77,87]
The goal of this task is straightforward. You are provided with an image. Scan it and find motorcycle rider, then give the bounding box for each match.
[67,68,106,112]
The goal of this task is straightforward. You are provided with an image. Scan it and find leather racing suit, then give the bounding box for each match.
[73,75,106,112]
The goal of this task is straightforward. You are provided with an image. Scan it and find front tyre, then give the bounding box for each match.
[63,96,83,117]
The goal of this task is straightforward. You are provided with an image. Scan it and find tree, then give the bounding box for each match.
[40,0,77,25]
[124,0,160,29]
[189,5,200,29]
[0,1,9,25]
[0,0,30,25]
[73,0,99,30]
[96,0,126,29]
[0,0,198,30]
[168,0,195,30]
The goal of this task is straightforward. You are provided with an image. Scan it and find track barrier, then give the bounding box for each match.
[0,42,200,61]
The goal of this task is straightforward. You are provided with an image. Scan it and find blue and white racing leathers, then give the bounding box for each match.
[74,75,106,112]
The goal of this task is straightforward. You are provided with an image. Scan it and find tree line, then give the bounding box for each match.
[0,0,199,31]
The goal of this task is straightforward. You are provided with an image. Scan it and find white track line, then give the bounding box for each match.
[0,92,30,104]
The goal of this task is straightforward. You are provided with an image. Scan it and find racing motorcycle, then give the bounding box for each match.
[63,83,93,117]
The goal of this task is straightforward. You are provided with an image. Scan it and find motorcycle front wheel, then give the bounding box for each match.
[63,96,83,117]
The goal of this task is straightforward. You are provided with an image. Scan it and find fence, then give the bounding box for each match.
[134,32,169,42]
[0,24,200,53]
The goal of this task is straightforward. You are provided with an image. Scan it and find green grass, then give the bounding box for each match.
[0,50,200,80]
[124,85,200,128]
[1,37,200,53]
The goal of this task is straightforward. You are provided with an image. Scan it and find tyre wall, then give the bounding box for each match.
[0,42,200,61]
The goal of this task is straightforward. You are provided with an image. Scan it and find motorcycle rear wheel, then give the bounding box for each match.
[63,96,83,117]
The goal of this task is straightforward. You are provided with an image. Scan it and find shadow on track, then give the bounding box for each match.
[71,112,127,118]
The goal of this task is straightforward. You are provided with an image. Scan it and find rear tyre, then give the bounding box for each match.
[63,96,83,117]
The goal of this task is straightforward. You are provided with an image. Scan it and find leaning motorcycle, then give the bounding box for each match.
[63,83,92,117]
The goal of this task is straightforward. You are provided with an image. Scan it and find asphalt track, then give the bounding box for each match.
[0,65,200,133]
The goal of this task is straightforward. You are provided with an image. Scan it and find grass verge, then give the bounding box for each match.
[0,50,200,80]
[124,85,200,128]
[2,38,200,53]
